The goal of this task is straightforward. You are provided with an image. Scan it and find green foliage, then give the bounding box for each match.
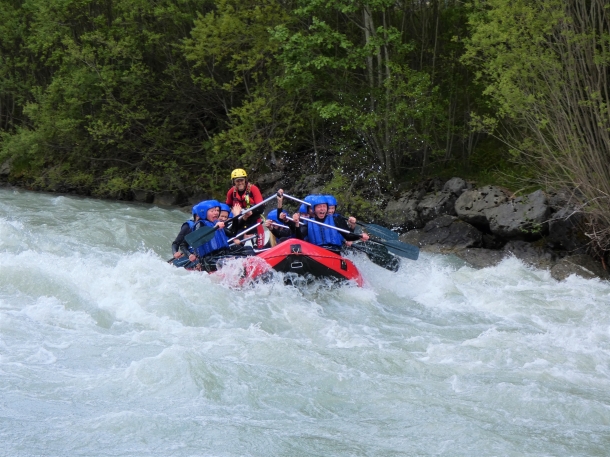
[0,0,533,207]
[465,0,610,251]
[94,168,130,198]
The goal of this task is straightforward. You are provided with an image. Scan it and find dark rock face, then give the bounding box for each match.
[417,191,457,224]
[502,240,555,269]
[292,174,328,195]
[400,229,423,247]
[418,215,482,251]
[486,190,550,239]
[188,191,213,206]
[547,188,584,209]
[551,255,609,281]
[386,195,422,229]
[256,171,283,187]
[443,177,469,196]
[454,185,510,227]
[384,177,468,230]
[547,207,589,254]
[154,191,184,207]
[132,190,154,203]
[0,160,11,177]
[482,232,505,250]
[453,248,505,269]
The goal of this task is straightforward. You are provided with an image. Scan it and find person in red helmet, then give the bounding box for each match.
[226,168,265,249]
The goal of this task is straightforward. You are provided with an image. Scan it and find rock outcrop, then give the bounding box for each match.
[454,185,510,228]
[0,160,11,178]
[550,255,609,281]
[385,194,423,229]
[416,215,482,251]
[547,207,589,254]
[417,191,457,225]
[486,190,550,239]
[386,178,607,281]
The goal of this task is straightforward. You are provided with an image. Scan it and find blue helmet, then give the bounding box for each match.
[324,195,337,207]
[304,195,316,205]
[219,203,231,213]
[302,195,320,213]
[309,194,328,209]
[192,200,208,216]
[267,209,288,223]
[196,200,221,221]
[298,204,308,214]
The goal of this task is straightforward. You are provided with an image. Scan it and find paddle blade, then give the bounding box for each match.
[351,242,401,272]
[184,226,218,249]
[378,239,419,261]
[358,222,399,240]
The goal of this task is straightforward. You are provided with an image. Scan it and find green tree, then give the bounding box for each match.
[465,0,610,252]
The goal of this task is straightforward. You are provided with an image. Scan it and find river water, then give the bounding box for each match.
[1,187,610,456]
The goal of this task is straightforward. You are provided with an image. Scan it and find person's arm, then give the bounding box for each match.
[172,223,192,257]
[269,224,291,238]
[335,215,368,242]
[292,213,307,240]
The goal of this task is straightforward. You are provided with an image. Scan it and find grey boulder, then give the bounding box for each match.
[454,185,510,227]
[551,254,609,281]
[385,195,422,229]
[417,191,457,224]
[417,215,482,251]
[486,190,550,239]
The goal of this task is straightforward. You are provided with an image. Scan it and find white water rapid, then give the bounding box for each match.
[1,188,610,456]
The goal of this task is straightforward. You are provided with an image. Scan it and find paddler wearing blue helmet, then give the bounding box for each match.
[292,195,369,254]
[186,200,231,267]
[171,202,203,259]
[218,203,233,222]
[324,195,338,215]
[323,194,359,239]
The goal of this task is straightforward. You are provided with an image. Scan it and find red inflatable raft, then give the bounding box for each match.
[248,239,364,287]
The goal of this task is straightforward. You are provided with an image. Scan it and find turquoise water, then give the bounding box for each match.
[1,188,610,456]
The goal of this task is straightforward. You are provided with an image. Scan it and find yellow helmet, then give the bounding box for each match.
[231,168,248,180]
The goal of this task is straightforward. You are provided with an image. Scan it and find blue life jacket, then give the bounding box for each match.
[305,215,345,247]
[194,219,230,257]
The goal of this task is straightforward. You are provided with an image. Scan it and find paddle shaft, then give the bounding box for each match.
[235,193,277,219]
[298,216,356,236]
[282,193,311,207]
[229,234,258,247]
[228,222,262,242]
[271,221,290,229]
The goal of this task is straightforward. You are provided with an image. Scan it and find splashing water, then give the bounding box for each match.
[1,188,610,456]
